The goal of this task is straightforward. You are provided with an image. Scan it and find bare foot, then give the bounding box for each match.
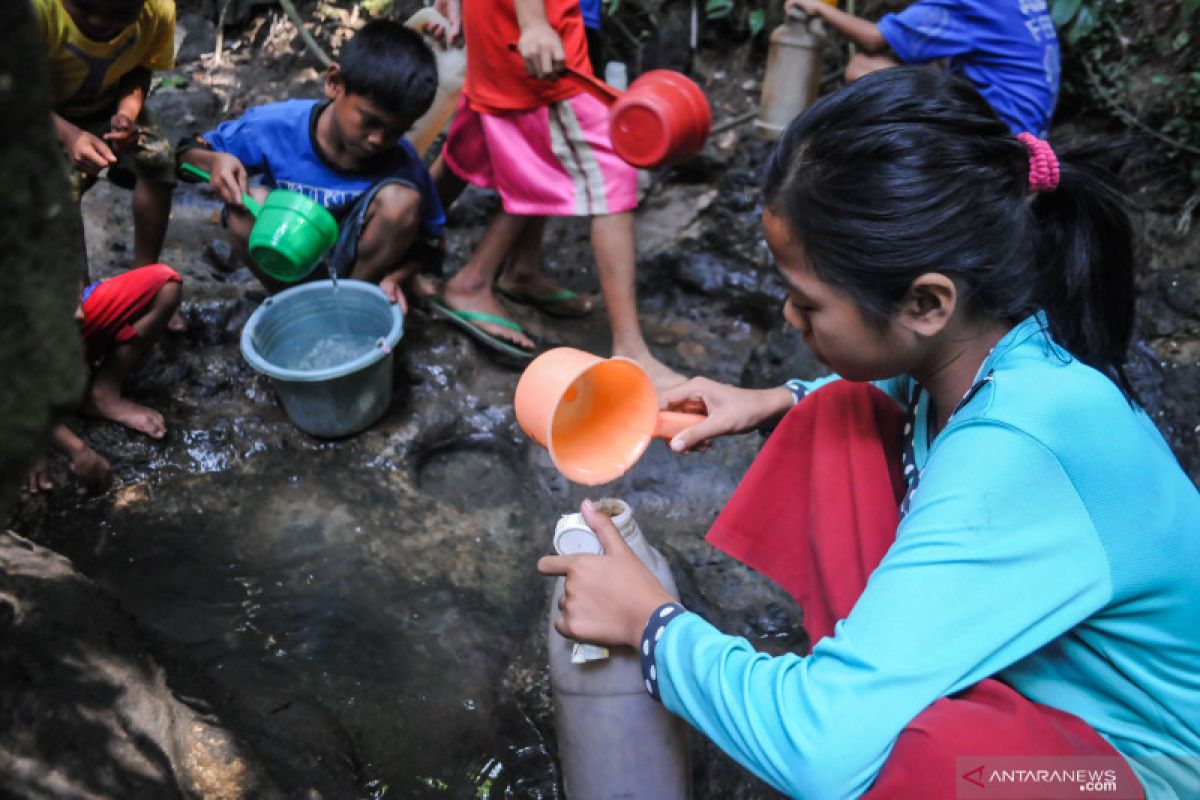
[441,284,536,351]
[622,352,686,393]
[24,456,53,494]
[496,270,594,316]
[167,312,188,333]
[84,394,168,439]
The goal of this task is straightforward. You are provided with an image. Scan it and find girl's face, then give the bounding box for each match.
[764,210,915,382]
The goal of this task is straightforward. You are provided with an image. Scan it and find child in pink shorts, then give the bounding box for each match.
[25,264,182,496]
[432,0,682,389]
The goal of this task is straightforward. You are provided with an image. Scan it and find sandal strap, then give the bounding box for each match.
[445,307,525,333]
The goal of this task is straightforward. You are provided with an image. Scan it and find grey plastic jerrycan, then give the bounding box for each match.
[548,498,692,799]
[756,11,828,140]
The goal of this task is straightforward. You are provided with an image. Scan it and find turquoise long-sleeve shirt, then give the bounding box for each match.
[653,315,1200,798]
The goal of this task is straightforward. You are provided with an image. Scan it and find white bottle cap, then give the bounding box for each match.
[554,513,604,556]
[604,61,629,92]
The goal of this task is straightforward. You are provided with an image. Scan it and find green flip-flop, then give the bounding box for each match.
[495,284,594,318]
[428,297,538,362]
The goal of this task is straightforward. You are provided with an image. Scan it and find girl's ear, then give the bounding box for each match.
[897,273,957,337]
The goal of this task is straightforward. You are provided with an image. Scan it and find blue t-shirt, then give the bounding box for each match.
[877,0,1060,136]
[201,99,445,240]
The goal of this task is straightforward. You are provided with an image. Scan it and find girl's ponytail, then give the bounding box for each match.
[1032,151,1136,398]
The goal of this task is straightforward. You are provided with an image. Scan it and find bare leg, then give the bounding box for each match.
[131,177,184,330]
[431,154,468,209]
[347,184,421,284]
[83,279,182,438]
[845,53,900,83]
[131,178,172,266]
[590,212,683,391]
[226,188,288,294]
[442,211,537,350]
[495,217,594,315]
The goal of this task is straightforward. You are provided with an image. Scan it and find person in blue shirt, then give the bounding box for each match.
[786,0,1059,136]
[539,68,1200,798]
[180,20,445,308]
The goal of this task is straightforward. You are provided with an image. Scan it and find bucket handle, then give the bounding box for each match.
[179,162,263,217]
[506,42,622,106]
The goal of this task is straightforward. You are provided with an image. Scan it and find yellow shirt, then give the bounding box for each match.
[34,0,176,119]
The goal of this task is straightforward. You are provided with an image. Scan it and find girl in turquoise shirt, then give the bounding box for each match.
[539,68,1200,798]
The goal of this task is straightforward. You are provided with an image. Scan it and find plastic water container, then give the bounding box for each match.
[548,499,692,799]
[240,280,403,438]
[755,12,827,140]
[604,61,629,92]
[404,7,467,157]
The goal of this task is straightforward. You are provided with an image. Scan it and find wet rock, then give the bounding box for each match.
[175,11,218,63]
[0,531,283,799]
[146,84,222,149]
[742,321,829,389]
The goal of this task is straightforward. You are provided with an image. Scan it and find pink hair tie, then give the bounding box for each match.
[1017,132,1060,193]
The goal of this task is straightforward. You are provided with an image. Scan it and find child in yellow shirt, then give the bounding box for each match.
[35,0,177,269]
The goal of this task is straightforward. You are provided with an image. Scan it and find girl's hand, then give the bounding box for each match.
[518,21,566,79]
[208,153,251,207]
[659,378,795,452]
[537,499,674,649]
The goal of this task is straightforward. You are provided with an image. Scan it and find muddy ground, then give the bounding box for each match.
[5,4,1198,798]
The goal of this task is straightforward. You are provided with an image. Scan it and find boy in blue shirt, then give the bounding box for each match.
[786,0,1060,136]
[180,20,445,309]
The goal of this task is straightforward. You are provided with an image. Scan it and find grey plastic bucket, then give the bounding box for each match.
[241,279,403,438]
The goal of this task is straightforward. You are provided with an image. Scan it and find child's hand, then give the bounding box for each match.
[379,272,409,312]
[659,378,796,451]
[537,499,675,649]
[104,112,138,150]
[64,126,118,175]
[208,153,251,208]
[431,0,462,44]
[784,0,827,16]
[68,445,112,496]
[518,22,566,79]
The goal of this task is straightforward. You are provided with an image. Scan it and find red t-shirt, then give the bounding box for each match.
[462,0,591,114]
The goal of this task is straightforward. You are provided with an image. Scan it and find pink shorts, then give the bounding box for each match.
[443,93,638,217]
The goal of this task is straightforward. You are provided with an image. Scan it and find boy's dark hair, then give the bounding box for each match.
[763,67,1136,399]
[339,19,437,123]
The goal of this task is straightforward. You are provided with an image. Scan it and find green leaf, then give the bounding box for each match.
[705,0,733,19]
[1172,30,1191,51]
[1067,4,1098,45]
[1151,75,1171,85]
[748,8,765,36]
[1183,0,1200,21]
[1050,0,1081,28]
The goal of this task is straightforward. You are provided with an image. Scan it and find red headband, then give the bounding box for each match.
[1017,132,1060,193]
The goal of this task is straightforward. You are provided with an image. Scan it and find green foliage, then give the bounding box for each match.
[1048,0,1200,189]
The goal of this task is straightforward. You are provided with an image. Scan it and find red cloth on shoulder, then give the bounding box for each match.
[707,379,906,644]
[705,380,1144,799]
[462,0,591,114]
